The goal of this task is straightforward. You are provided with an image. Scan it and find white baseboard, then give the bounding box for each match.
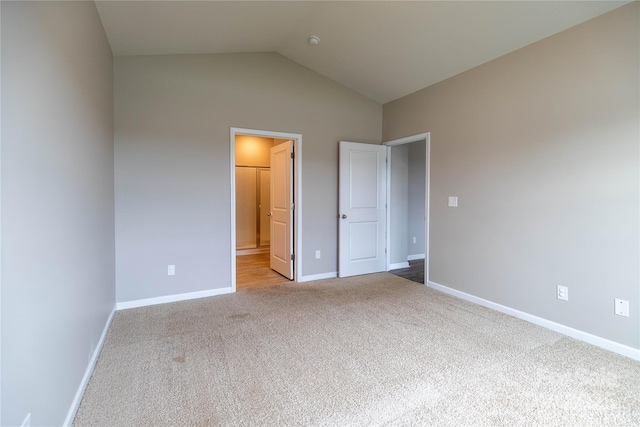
[116,287,234,310]
[407,253,425,261]
[299,272,337,282]
[389,262,410,270]
[427,281,640,361]
[63,305,116,426]
[236,247,269,256]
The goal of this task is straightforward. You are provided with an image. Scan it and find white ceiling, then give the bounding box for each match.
[95,1,629,104]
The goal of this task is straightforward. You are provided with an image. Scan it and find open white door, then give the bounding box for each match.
[339,141,387,278]
[270,140,294,279]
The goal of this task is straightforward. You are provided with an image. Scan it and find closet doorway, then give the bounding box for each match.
[235,167,271,254]
[230,128,302,291]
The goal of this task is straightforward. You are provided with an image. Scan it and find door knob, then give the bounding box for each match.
[267,212,272,217]
[341,214,347,219]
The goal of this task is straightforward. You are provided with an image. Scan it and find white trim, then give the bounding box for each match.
[384,133,429,147]
[425,134,430,285]
[230,128,302,290]
[382,132,430,284]
[385,146,391,271]
[407,253,425,261]
[116,287,233,310]
[63,306,117,426]
[230,130,237,292]
[236,247,270,256]
[299,272,337,282]
[389,262,410,270]
[0,4,3,419]
[427,280,640,361]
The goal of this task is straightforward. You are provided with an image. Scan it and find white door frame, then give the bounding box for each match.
[383,132,430,285]
[230,127,302,291]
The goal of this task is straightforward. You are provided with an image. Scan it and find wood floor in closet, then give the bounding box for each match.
[236,252,291,290]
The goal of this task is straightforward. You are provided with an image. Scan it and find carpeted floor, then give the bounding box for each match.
[74,273,640,426]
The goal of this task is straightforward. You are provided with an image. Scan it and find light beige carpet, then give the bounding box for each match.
[74,273,640,426]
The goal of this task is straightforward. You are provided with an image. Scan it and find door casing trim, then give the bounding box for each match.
[230,127,302,291]
[383,132,430,285]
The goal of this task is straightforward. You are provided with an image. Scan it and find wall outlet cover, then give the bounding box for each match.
[448,196,458,207]
[557,285,568,301]
[615,298,629,317]
[168,265,176,276]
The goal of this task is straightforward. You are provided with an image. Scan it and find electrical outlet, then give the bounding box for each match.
[315,250,321,259]
[557,285,568,301]
[412,236,416,244]
[448,196,458,207]
[615,299,629,317]
[168,265,176,276]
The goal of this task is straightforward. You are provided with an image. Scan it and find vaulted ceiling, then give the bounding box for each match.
[95,1,629,103]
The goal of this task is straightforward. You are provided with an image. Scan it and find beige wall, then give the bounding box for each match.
[383,3,639,349]
[1,2,115,425]
[235,135,273,168]
[115,53,381,302]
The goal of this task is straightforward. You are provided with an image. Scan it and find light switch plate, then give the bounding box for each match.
[448,196,458,207]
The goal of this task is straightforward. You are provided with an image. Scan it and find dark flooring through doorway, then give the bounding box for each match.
[389,259,425,284]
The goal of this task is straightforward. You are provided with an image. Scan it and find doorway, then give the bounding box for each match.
[386,139,428,284]
[336,133,430,284]
[384,133,430,285]
[235,166,271,254]
[235,136,273,255]
[230,128,302,291]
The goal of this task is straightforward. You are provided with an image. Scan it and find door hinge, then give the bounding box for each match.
[291,151,295,159]
[291,203,295,210]
[291,254,295,261]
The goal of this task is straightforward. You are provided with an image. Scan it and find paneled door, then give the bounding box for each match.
[270,140,294,279]
[338,141,387,277]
